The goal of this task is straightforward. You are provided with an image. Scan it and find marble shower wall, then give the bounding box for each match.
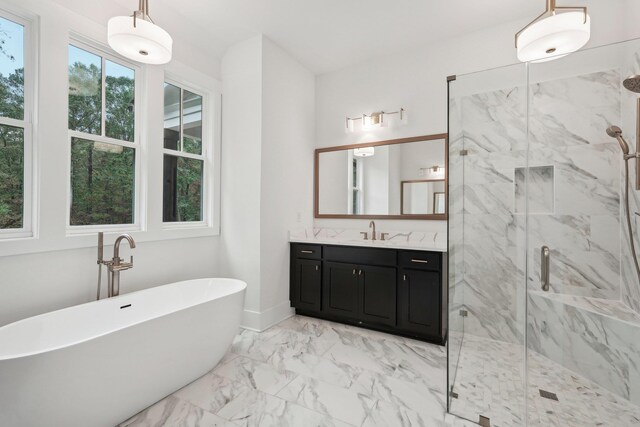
[527,291,640,406]
[621,50,640,314]
[527,69,622,299]
[451,68,623,344]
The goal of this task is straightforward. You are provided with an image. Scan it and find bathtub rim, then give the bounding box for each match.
[0,277,246,362]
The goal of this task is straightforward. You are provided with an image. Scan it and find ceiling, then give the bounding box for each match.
[51,0,556,75]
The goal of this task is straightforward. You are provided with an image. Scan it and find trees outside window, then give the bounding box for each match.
[68,44,137,226]
[0,13,28,233]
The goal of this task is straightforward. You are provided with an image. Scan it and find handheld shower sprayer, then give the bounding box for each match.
[607,125,640,284]
[606,125,630,156]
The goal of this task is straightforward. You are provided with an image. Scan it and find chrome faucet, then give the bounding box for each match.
[369,221,377,241]
[96,233,136,299]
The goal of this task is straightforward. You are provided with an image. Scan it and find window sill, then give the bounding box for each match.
[0,225,220,258]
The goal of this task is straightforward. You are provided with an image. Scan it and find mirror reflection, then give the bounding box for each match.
[401,180,446,215]
[316,135,447,218]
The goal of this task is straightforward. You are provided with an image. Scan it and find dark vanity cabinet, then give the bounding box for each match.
[289,243,446,344]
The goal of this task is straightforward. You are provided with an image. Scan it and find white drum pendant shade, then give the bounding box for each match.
[353,147,375,158]
[517,11,590,63]
[108,16,172,65]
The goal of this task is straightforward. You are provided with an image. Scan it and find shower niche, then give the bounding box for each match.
[515,166,554,214]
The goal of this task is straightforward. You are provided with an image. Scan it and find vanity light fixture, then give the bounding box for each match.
[346,108,405,132]
[353,147,375,158]
[419,165,445,177]
[108,0,173,65]
[515,0,590,63]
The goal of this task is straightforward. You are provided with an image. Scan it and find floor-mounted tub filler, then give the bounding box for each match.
[0,278,247,427]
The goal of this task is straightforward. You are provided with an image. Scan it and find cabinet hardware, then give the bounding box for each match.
[301,250,314,254]
[359,269,363,276]
[352,269,356,275]
[403,274,407,281]
[411,259,429,264]
[315,265,319,271]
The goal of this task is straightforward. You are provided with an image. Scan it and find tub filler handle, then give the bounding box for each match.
[541,245,550,292]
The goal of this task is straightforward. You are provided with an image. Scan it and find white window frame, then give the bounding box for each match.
[66,38,142,235]
[348,155,364,215]
[162,76,213,230]
[0,8,36,240]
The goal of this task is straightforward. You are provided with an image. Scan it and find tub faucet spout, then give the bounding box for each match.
[108,234,136,297]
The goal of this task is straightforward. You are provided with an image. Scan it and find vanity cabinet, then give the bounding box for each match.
[292,259,322,312]
[290,243,446,344]
[322,262,397,327]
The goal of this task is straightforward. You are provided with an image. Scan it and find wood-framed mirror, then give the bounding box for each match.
[314,133,448,220]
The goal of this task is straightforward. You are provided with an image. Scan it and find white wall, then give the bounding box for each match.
[0,0,223,327]
[0,237,220,326]
[362,146,390,214]
[260,37,315,324]
[220,36,263,319]
[221,35,315,330]
[314,0,640,234]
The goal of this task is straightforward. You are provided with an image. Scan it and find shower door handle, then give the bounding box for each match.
[541,246,550,292]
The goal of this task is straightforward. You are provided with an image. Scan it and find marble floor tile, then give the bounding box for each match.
[267,349,362,388]
[217,388,354,427]
[128,314,640,427]
[323,341,398,375]
[174,372,254,414]
[350,370,446,418]
[120,395,234,427]
[361,398,450,427]
[276,375,376,426]
[213,355,298,394]
[449,333,640,427]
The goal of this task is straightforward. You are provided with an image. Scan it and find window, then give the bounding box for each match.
[163,82,205,223]
[0,11,31,237]
[351,158,363,214]
[68,44,137,227]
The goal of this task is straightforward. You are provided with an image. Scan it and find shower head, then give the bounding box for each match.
[606,125,630,155]
[623,75,640,93]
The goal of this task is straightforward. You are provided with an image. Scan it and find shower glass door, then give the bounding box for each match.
[449,37,640,426]
[525,38,640,426]
[447,62,528,425]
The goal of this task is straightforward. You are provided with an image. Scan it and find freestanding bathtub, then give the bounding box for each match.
[0,278,246,427]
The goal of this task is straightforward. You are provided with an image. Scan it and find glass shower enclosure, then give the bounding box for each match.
[447,38,640,426]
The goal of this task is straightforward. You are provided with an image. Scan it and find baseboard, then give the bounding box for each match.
[240,301,294,332]
[241,309,262,331]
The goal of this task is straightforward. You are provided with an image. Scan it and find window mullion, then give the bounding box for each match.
[179,88,184,152]
[162,148,204,161]
[101,56,106,137]
[0,116,26,129]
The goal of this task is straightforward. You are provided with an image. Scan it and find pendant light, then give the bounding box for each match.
[353,147,375,158]
[515,0,590,63]
[108,0,173,65]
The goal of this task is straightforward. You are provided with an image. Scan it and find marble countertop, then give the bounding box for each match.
[289,228,447,252]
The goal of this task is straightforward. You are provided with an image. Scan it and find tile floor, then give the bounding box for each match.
[120,315,475,427]
[448,333,640,427]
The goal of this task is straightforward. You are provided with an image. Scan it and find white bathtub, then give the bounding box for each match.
[0,278,246,427]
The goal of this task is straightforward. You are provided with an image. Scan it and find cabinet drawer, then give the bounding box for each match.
[293,244,322,259]
[324,245,396,266]
[398,251,441,270]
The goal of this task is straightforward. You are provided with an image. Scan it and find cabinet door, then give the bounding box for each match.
[359,265,397,327]
[293,259,322,312]
[323,262,359,317]
[398,268,440,336]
